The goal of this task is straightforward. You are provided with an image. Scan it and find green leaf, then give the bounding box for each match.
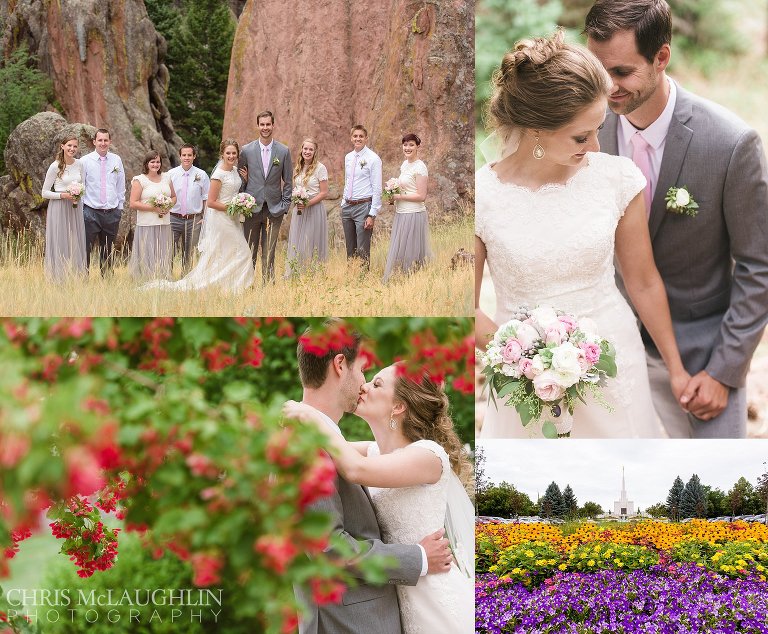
[496,380,518,398]
[542,421,558,438]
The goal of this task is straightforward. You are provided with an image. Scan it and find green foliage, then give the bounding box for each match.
[669,538,716,567]
[562,485,578,519]
[164,0,236,173]
[666,476,685,521]
[579,501,603,519]
[489,540,562,584]
[681,474,708,519]
[645,502,669,519]
[475,533,501,574]
[477,482,535,519]
[0,46,52,174]
[541,482,566,519]
[567,541,659,573]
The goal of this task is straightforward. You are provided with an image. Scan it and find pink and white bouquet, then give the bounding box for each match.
[149,194,174,216]
[67,182,83,208]
[291,186,309,214]
[226,192,256,219]
[480,305,617,437]
[382,177,402,203]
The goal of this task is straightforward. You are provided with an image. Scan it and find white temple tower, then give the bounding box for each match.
[612,466,636,519]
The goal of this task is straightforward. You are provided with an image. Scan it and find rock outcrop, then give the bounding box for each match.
[223,0,474,217]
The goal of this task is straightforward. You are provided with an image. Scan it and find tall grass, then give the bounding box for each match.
[0,218,473,317]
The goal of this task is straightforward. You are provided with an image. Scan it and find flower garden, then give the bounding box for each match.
[476,520,768,632]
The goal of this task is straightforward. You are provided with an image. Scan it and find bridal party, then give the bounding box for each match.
[41,113,432,290]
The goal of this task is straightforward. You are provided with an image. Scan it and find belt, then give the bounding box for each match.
[170,212,201,219]
[346,197,372,205]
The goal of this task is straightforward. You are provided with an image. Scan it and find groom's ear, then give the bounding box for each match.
[654,44,671,73]
[330,353,346,378]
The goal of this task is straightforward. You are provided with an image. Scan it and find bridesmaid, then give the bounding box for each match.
[383,133,431,282]
[284,137,329,277]
[41,134,87,281]
[129,151,175,280]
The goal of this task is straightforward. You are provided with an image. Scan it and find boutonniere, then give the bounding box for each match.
[272,157,280,166]
[193,174,201,182]
[110,166,120,175]
[665,186,699,217]
[359,159,367,168]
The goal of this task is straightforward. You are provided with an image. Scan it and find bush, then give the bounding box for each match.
[567,541,659,573]
[489,540,562,585]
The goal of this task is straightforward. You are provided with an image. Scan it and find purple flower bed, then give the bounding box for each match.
[476,563,768,633]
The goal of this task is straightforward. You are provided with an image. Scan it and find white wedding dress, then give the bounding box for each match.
[143,166,253,293]
[367,440,474,633]
[476,151,662,438]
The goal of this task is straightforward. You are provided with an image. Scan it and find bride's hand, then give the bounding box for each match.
[669,369,691,407]
[282,400,323,426]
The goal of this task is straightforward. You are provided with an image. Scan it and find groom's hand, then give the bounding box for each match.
[679,371,729,421]
[419,529,452,574]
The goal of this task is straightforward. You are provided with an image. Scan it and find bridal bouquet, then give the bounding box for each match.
[149,194,174,216]
[290,186,309,214]
[67,182,83,208]
[480,305,617,437]
[226,192,256,219]
[382,177,402,203]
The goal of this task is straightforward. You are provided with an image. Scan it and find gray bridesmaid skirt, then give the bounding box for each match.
[45,198,87,281]
[284,201,328,277]
[383,211,432,282]
[130,225,172,280]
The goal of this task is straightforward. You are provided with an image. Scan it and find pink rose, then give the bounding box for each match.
[544,324,566,345]
[502,338,523,364]
[576,348,590,373]
[518,357,536,380]
[532,371,565,402]
[579,342,601,365]
[558,314,578,333]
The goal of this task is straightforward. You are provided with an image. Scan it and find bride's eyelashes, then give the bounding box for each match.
[574,123,605,145]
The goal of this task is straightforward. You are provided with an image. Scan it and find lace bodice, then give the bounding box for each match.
[367,439,449,544]
[293,162,328,197]
[395,159,428,214]
[132,173,172,226]
[475,152,644,322]
[211,166,242,204]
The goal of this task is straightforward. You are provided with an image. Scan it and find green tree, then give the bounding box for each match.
[579,501,603,519]
[165,0,236,172]
[475,445,489,497]
[666,476,684,521]
[646,502,668,518]
[707,487,730,518]
[562,484,578,519]
[0,46,53,174]
[757,465,768,519]
[477,482,535,518]
[728,477,754,517]
[541,481,565,519]
[680,474,707,519]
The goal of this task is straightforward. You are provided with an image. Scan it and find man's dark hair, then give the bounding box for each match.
[257,110,275,124]
[93,128,111,140]
[297,320,362,389]
[179,143,197,156]
[584,0,672,63]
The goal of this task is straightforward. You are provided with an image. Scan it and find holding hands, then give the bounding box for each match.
[679,371,729,421]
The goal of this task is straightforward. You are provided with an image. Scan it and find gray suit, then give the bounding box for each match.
[600,83,768,437]
[296,470,422,634]
[239,140,292,281]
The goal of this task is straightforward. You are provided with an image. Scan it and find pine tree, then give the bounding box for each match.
[165,0,236,172]
[562,485,578,519]
[680,474,707,519]
[666,476,685,522]
[541,482,565,519]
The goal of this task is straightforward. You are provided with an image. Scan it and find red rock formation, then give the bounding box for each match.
[223,0,474,216]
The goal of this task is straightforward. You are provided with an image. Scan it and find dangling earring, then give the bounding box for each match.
[533,134,545,160]
[389,418,397,431]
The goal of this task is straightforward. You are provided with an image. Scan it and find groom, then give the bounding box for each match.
[586,0,768,437]
[294,323,452,633]
[239,111,292,283]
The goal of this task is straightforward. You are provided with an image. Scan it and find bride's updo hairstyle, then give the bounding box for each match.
[219,137,240,157]
[486,28,611,138]
[393,368,471,483]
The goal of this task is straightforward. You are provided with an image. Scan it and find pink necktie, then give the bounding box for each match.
[181,171,189,214]
[347,154,359,199]
[262,146,269,176]
[99,156,107,205]
[630,132,652,217]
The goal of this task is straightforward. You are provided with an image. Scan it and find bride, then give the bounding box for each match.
[475,30,688,438]
[283,364,474,634]
[143,138,253,293]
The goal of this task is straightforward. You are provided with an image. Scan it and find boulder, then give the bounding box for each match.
[223,0,474,218]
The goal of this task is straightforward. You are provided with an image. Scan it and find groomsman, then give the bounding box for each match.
[340,125,382,267]
[167,144,210,272]
[238,111,292,283]
[81,129,125,275]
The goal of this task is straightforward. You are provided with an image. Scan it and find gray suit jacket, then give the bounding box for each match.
[296,469,422,634]
[239,139,292,216]
[600,83,768,388]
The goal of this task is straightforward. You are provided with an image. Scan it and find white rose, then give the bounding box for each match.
[530,306,559,330]
[675,188,690,207]
[532,370,565,402]
[549,342,583,387]
[494,320,522,345]
[501,363,520,378]
[515,323,539,349]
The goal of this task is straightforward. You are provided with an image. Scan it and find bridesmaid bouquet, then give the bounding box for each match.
[149,194,174,216]
[480,305,617,437]
[382,177,402,203]
[290,186,309,215]
[67,182,83,208]
[227,193,256,218]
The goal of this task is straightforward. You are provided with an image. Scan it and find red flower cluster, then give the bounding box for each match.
[240,336,265,368]
[254,535,299,574]
[136,317,175,372]
[298,323,356,356]
[396,331,474,394]
[309,578,346,605]
[201,342,236,372]
[2,320,27,344]
[49,318,93,339]
[190,552,224,587]
[0,432,30,468]
[298,451,337,509]
[265,428,300,468]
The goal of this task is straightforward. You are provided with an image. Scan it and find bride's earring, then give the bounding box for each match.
[389,418,397,431]
[533,134,545,160]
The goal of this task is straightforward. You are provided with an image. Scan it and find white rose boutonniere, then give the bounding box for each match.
[272,157,280,166]
[665,186,699,217]
[110,166,120,175]
[359,159,367,168]
[194,173,201,182]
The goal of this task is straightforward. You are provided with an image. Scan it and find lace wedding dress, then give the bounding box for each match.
[476,151,662,438]
[143,165,253,293]
[367,440,473,633]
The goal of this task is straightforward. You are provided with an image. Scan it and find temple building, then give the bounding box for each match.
[612,467,636,520]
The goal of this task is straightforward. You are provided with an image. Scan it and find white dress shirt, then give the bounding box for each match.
[617,77,678,204]
[342,146,383,216]
[309,403,428,576]
[81,150,126,210]
[167,165,210,215]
